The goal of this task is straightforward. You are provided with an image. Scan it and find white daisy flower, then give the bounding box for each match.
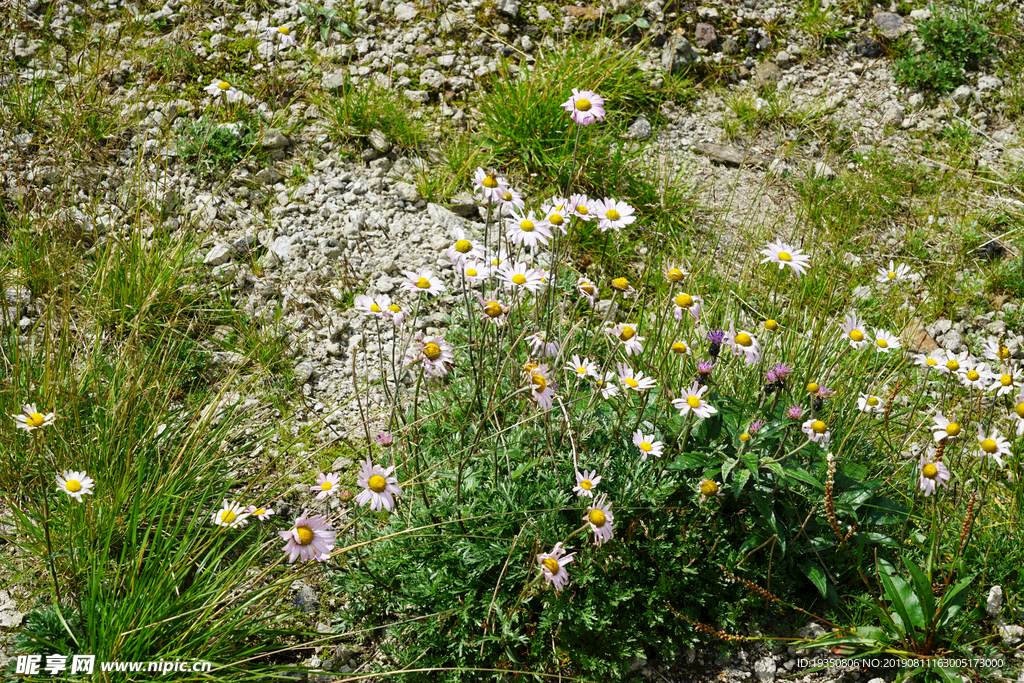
[401,269,447,297]
[617,363,656,392]
[606,323,644,356]
[567,355,597,380]
[498,261,545,293]
[577,277,598,305]
[672,292,702,323]
[212,499,249,528]
[496,185,525,211]
[354,293,392,318]
[506,210,552,248]
[312,472,340,500]
[918,455,950,497]
[913,353,941,371]
[247,505,275,520]
[473,168,507,203]
[595,198,636,232]
[526,331,560,358]
[204,80,243,103]
[840,312,870,349]
[871,328,901,353]
[446,228,485,267]
[355,457,403,512]
[537,543,576,592]
[12,403,56,431]
[726,322,761,364]
[56,470,94,503]
[931,413,962,442]
[857,393,884,413]
[632,429,664,461]
[958,359,994,391]
[876,260,917,284]
[265,25,297,47]
[594,372,620,399]
[672,382,717,419]
[977,425,1011,469]
[584,493,615,546]
[983,338,1013,364]
[760,239,811,276]
[542,197,570,235]
[669,340,692,355]
[801,418,831,445]
[573,470,601,498]
[989,367,1021,396]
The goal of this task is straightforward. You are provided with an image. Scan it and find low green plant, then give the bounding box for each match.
[892,7,997,95]
[298,2,354,42]
[176,111,266,177]
[321,76,427,151]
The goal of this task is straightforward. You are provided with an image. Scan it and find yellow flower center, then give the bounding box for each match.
[388,304,402,313]
[512,273,527,285]
[483,302,503,318]
[618,326,636,341]
[922,462,938,479]
[576,205,589,215]
[531,374,547,392]
[611,277,628,290]
[671,342,687,354]
[867,397,879,406]
[580,282,595,295]
[455,239,472,253]
[1016,403,1024,418]
[666,268,684,281]
[811,420,827,434]
[482,175,498,188]
[588,509,606,527]
[217,81,231,90]
[368,474,387,493]
[254,508,266,516]
[674,293,693,308]
[576,478,592,492]
[501,191,513,201]
[520,220,535,232]
[542,557,561,574]
[946,360,959,371]
[549,213,564,225]
[466,267,478,277]
[576,98,592,111]
[700,480,718,496]
[1000,374,1012,386]
[998,346,1010,359]
[640,441,653,452]
[806,382,819,393]
[739,432,751,442]
[945,423,961,436]
[624,378,639,388]
[221,510,236,523]
[764,319,779,331]
[278,26,290,35]
[321,481,333,491]
[423,343,442,361]
[734,332,752,347]
[26,413,45,427]
[888,271,896,279]
[296,526,314,545]
[926,358,937,366]
[981,438,998,454]
[606,209,620,221]
[686,396,701,409]
[65,480,82,493]
[777,251,792,262]
[966,370,980,381]
[415,277,431,289]
[370,303,381,313]
[876,338,888,348]
[849,330,864,342]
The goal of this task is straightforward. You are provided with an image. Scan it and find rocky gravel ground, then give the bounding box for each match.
[3,0,1024,678]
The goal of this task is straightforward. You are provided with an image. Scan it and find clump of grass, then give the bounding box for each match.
[321,76,427,151]
[176,110,266,177]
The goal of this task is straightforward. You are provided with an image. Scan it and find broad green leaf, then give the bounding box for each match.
[936,572,977,629]
[611,13,631,22]
[902,552,936,626]
[878,559,926,647]
[800,562,828,597]
[635,17,650,28]
[732,468,751,495]
[721,455,739,483]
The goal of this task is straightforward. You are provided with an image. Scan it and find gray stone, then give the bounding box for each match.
[204,242,234,266]
[255,168,283,185]
[951,85,974,106]
[404,90,430,104]
[937,329,964,354]
[368,129,392,154]
[295,361,315,383]
[262,128,290,150]
[427,203,465,233]
[321,71,348,94]
[852,285,872,301]
[536,5,554,21]
[927,319,952,338]
[293,583,318,613]
[5,286,32,306]
[268,235,295,261]
[872,12,905,39]
[775,50,792,68]
[722,36,739,54]
[496,0,520,18]
[812,161,835,179]
[753,656,776,683]
[881,101,905,127]
[661,35,697,74]
[987,585,1004,618]
[420,68,444,89]
[753,61,783,87]
[393,2,417,21]
[393,181,420,203]
[628,117,652,141]
[798,621,827,640]
[694,22,716,48]
[212,351,249,368]
[448,194,478,217]
[977,76,1002,92]
[0,590,25,628]
[999,623,1024,646]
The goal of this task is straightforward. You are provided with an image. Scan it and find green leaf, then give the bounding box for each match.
[510,458,540,480]
[800,562,828,597]
[936,573,977,629]
[902,552,935,626]
[635,17,650,29]
[877,559,926,646]
[732,468,751,495]
[338,21,353,37]
[765,461,824,490]
[611,13,631,23]
[721,456,739,483]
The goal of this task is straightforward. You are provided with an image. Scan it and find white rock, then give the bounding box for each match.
[393,182,420,203]
[0,590,24,628]
[427,203,465,233]
[393,3,418,21]
[987,585,1004,618]
[812,161,835,179]
[204,241,234,266]
[754,656,776,683]
[536,5,554,20]
[977,75,1002,92]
